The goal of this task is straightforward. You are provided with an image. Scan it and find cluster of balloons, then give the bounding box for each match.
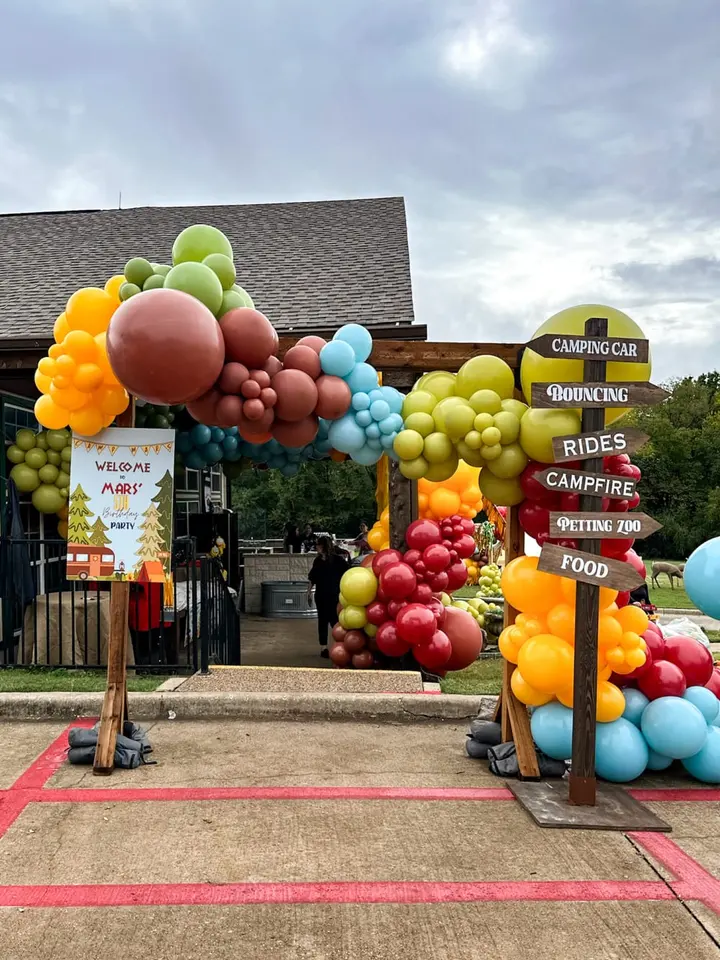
[6,428,72,520]
[176,424,240,470]
[684,537,720,621]
[135,403,185,429]
[34,282,130,437]
[331,543,482,672]
[237,419,336,476]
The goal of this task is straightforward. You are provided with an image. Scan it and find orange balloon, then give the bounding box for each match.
[367,527,386,552]
[57,520,68,539]
[38,356,57,377]
[499,625,527,664]
[63,330,98,363]
[55,354,76,377]
[57,504,69,521]
[49,382,89,411]
[546,603,575,644]
[69,406,105,437]
[510,669,553,707]
[34,370,52,394]
[517,634,574,693]
[66,287,117,335]
[502,556,564,615]
[598,614,623,648]
[104,274,126,302]
[596,681,625,722]
[418,493,429,512]
[35,395,69,430]
[429,488,462,518]
[96,385,129,416]
[514,613,547,637]
[48,343,63,359]
[53,312,69,343]
[73,363,104,392]
[615,605,649,636]
[560,578,618,610]
[557,686,573,708]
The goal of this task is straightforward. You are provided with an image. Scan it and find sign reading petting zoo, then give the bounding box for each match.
[66,428,175,582]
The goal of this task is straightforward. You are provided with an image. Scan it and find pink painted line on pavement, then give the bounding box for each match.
[10,717,96,792]
[631,832,720,914]
[0,879,675,909]
[629,788,720,802]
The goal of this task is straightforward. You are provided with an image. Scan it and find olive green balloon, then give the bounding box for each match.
[125,257,154,287]
[10,463,40,492]
[15,429,36,451]
[149,414,170,428]
[164,262,223,315]
[60,446,72,463]
[424,454,459,482]
[403,412,435,437]
[484,442,527,479]
[393,429,424,460]
[399,456,429,480]
[217,289,246,318]
[56,470,71,489]
[25,447,48,469]
[32,483,66,514]
[204,253,236,290]
[423,432,454,464]
[38,464,59,484]
[478,469,525,507]
[47,429,70,451]
[143,274,166,291]
[455,440,485,468]
[402,390,436,418]
[119,282,141,301]
[151,263,172,277]
[35,431,48,450]
[232,283,255,308]
[46,450,62,466]
[6,445,26,464]
[172,224,233,265]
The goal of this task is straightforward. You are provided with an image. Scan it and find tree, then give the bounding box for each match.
[67,484,93,545]
[135,501,164,566]
[88,516,110,548]
[152,469,174,569]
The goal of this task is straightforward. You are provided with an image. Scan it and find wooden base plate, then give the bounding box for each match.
[509,779,671,832]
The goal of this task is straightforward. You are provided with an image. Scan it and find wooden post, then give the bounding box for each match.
[93,400,135,776]
[388,459,416,551]
[568,318,607,806]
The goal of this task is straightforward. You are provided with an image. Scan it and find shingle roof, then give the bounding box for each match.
[0,197,416,340]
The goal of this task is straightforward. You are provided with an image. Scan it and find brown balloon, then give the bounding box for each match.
[283,345,321,380]
[260,387,277,408]
[241,379,261,399]
[218,362,250,394]
[352,650,374,670]
[250,369,271,389]
[296,335,327,355]
[186,389,222,425]
[272,415,318,447]
[264,356,283,377]
[215,394,243,426]
[271,369,318,421]
[329,642,351,667]
[219,308,277,368]
[243,398,265,420]
[331,623,347,643]
[343,630,366,654]
[238,407,274,442]
[315,374,352,420]
[106,289,225,404]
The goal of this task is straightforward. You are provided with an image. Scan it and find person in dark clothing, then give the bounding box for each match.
[307,537,349,658]
[349,520,371,555]
[283,522,302,554]
[301,524,317,554]
[630,582,651,606]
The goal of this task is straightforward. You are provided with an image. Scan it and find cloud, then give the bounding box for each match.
[0,0,719,381]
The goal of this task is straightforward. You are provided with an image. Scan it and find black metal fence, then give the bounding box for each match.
[0,537,240,672]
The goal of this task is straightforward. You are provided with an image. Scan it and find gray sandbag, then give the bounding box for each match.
[469,719,502,745]
[487,741,518,777]
[465,737,490,759]
[66,724,154,769]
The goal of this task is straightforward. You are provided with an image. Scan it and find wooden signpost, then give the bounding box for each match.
[551,427,649,464]
[548,512,662,541]
[527,333,650,363]
[537,543,646,592]
[531,381,669,409]
[535,467,636,501]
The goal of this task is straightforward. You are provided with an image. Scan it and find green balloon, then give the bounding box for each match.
[217,289,246,318]
[125,257,154,287]
[35,432,48,450]
[15,429,36,451]
[172,224,233,265]
[60,446,72,463]
[6,445,26,464]
[38,464,59,484]
[135,411,147,427]
[10,463,40,492]
[143,274,166,291]
[154,404,170,414]
[203,253,236,290]
[32,483,65,515]
[232,284,255,308]
[25,447,48,469]
[151,263,172,277]
[165,262,223,315]
[46,450,62,466]
[58,487,69,499]
[47,429,70,452]
[149,414,170,428]
[119,282,141,301]
[56,470,71,489]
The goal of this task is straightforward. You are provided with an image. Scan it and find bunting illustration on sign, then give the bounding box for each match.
[66,428,175,582]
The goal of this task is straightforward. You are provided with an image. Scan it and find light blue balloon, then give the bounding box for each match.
[684,686,720,724]
[201,442,223,465]
[320,339,356,377]
[191,423,212,447]
[345,362,379,394]
[713,714,720,728]
[184,450,206,470]
[334,323,373,362]
[314,438,332,454]
[210,427,224,443]
[379,385,404,414]
[355,409,373,428]
[378,415,399,436]
[224,447,242,462]
[176,432,193,454]
[641,696,708,759]
[647,749,673,771]
[684,537,720,618]
[530,702,573,761]
[380,433,396,449]
[369,399,391,422]
[622,688,650,727]
[226,426,239,436]
[368,389,384,404]
[351,392,370,411]
[281,462,299,477]
[352,444,383,465]
[365,422,381,440]
[268,455,285,469]
[366,436,383,451]
[317,418,330,439]
[682,725,720,783]
[287,448,302,463]
[595,717,649,782]
[328,414,367,454]
[222,435,239,455]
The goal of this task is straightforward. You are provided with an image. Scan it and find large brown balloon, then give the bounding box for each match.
[343,630,366,654]
[186,389,222,425]
[330,643,351,667]
[215,394,243,426]
[219,308,278,368]
[442,606,483,672]
[238,407,274,442]
[218,362,249,394]
[352,650,374,670]
[283,345,321,380]
[107,289,224,404]
[272,415,318,447]
[264,356,283,377]
[272,369,318,421]
[296,335,327,354]
[315,375,352,420]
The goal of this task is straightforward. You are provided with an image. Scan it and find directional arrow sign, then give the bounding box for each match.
[531,381,669,409]
[549,512,662,540]
[552,427,649,464]
[527,333,649,363]
[537,544,646,592]
[536,467,637,500]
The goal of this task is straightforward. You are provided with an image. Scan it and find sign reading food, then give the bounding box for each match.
[66,428,175,582]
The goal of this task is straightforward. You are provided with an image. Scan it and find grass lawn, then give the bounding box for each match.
[645,560,695,610]
[440,658,503,695]
[0,669,171,693]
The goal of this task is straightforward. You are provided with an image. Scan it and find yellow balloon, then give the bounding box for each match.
[35,395,69,430]
[339,604,368,630]
[414,371,456,400]
[104,274,126,301]
[340,567,378,606]
[511,669,553,706]
[63,330,98,363]
[38,356,57,377]
[55,354,76,377]
[483,442,527,480]
[94,332,121,385]
[521,304,651,425]
[66,287,117,336]
[596,680,626,723]
[68,406,105,437]
[399,456,429,480]
[394,429,425,460]
[424,456,459,483]
[517,634,574,694]
[34,370,52,394]
[456,355,515,400]
[53,313,69,343]
[519,408,582,464]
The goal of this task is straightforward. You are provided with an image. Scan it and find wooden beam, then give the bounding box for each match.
[278,339,524,372]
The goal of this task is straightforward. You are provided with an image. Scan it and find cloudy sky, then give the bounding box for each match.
[1,0,718,380]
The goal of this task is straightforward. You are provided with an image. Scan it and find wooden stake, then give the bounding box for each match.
[93,400,135,777]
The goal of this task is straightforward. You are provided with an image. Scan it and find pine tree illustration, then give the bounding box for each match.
[67,484,93,545]
[152,469,174,570]
[88,516,111,548]
[135,501,164,568]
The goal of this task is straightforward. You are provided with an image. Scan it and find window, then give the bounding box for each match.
[3,402,39,443]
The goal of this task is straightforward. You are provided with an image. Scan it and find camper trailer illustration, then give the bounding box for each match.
[66,543,116,580]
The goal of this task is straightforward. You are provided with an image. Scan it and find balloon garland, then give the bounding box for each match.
[6,428,72,527]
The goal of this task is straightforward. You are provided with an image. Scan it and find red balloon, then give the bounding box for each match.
[446,561,469,592]
[283,344,321,379]
[329,643,351,667]
[331,623,347,643]
[601,538,634,559]
[706,667,720,698]
[663,635,714,686]
[376,621,411,657]
[604,454,630,472]
[379,562,417,600]
[442,606,483,672]
[405,519,443,552]
[518,502,550,540]
[559,492,580,511]
[396,603,437,645]
[409,583,433,604]
[414,629,453,670]
[186,388,222,425]
[295,335,327,354]
[314,375,352,420]
[352,650,374,669]
[459,518,475,535]
[427,570,449,593]
[343,629,367,654]
[220,308,277,368]
[423,543,451,573]
[218,362,250,394]
[376,583,391,604]
[107,288,225,404]
[638,660,687,700]
[519,462,560,507]
[427,598,446,625]
[607,499,630,513]
[215,394,244,426]
[453,534,476,559]
[238,407,274,440]
[272,369,318,421]
[403,549,422,568]
[387,599,408,619]
[628,492,641,509]
[642,627,666,662]
[616,591,631,608]
[624,549,647,579]
[371,549,404,576]
[366,601,389,626]
[271,415,318,447]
